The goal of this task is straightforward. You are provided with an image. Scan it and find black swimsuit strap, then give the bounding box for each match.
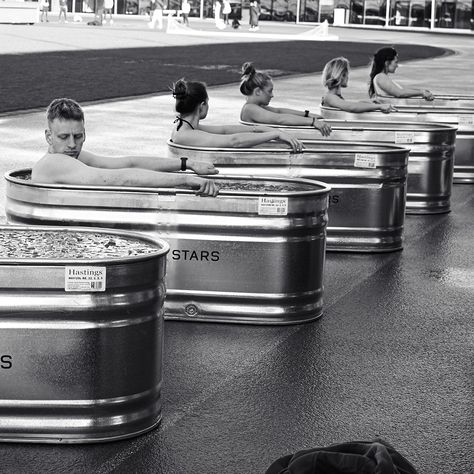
[174,116,195,131]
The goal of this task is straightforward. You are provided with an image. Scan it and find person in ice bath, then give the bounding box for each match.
[32,98,219,196]
[239,62,332,137]
[170,78,304,152]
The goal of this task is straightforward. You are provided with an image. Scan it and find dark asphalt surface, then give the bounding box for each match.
[0,185,472,473]
[0,41,448,114]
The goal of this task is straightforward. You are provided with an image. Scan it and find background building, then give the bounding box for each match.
[22,0,474,31]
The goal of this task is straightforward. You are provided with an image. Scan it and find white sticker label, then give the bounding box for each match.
[395,131,415,144]
[65,267,106,292]
[354,153,376,169]
[458,115,474,127]
[258,196,288,216]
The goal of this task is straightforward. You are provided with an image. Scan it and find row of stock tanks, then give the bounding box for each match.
[0,94,472,443]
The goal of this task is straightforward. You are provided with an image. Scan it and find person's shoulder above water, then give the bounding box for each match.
[31,152,84,184]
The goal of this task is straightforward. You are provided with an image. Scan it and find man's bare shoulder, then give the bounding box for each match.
[31,153,85,184]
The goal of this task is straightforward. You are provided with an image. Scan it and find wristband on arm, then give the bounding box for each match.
[304,110,310,117]
[180,157,188,171]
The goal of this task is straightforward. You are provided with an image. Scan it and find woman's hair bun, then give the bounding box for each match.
[172,79,187,99]
[241,62,255,77]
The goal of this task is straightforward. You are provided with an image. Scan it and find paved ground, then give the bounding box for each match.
[0,20,473,474]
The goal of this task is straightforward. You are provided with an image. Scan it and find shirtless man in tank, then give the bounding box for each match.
[32,98,219,196]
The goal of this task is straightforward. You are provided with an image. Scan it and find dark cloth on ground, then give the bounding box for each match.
[265,440,418,474]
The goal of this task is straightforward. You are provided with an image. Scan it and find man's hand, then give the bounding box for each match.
[278,131,304,153]
[313,119,332,137]
[188,159,219,176]
[188,176,220,197]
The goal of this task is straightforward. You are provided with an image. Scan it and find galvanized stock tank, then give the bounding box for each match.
[167,140,409,253]
[0,225,169,443]
[320,105,474,184]
[378,94,474,108]
[5,170,330,325]
[240,119,456,214]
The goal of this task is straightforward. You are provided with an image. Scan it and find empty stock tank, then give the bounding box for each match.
[320,105,473,184]
[0,225,169,443]
[240,119,456,214]
[167,140,409,253]
[5,171,330,325]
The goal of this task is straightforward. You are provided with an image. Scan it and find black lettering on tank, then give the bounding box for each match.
[171,250,181,260]
[1,355,12,369]
[329,194,340,205]
[169,250,221,261]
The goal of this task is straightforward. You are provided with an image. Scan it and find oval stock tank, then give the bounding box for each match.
[240,119,456,214]
[167,140,409,253]
[377,94,474,108]
[0,226,169,443]
[320,105,473,184]
[5,171,330,325]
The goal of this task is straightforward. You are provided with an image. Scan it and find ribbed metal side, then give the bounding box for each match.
[5,172,330,325]
[167,141,409,253]
[0,226,168,443]
[240,119,455,214]
[377,94,474,108]
[320,105,473,184]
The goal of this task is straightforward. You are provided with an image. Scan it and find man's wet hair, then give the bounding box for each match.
[46,98,84,125]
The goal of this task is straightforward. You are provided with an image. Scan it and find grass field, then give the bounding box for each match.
[0,41,449,113]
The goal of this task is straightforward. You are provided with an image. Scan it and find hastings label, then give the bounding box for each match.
[395,131,415,144]
[258,196,288,216]
[354,153,376,169]
[65,267,106,292]
[458,115,474,127]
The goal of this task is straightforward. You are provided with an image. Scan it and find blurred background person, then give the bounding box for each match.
[149,0,164,29]
[181,0,190,25]
[39,0,49,22]
[249,0,260,30]
[222,0,231,25]
[104,0,114,24]
[58,0,68,22]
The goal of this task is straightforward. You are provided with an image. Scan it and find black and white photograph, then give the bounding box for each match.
[0,2,472,472]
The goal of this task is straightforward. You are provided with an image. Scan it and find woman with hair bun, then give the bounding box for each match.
[368,47,434,101]
[170,78,304,152]
[321,57,396,113]
[239,62,332,137]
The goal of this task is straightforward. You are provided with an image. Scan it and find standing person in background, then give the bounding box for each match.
[181,0,190,26]
[58,0,68,22]
[249,0,260,30]
[214,0,225,29]
[222,0,231,25]
[368,47,435,101]
[39,0,49,22]
[321,57,396,113]
[149,0,164,29]
[104,0,114,24]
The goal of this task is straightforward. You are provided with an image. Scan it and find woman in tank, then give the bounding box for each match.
[321,57,396,113]
[170,78,303,152]
[368,47,434,101]
[239,62,332,137]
